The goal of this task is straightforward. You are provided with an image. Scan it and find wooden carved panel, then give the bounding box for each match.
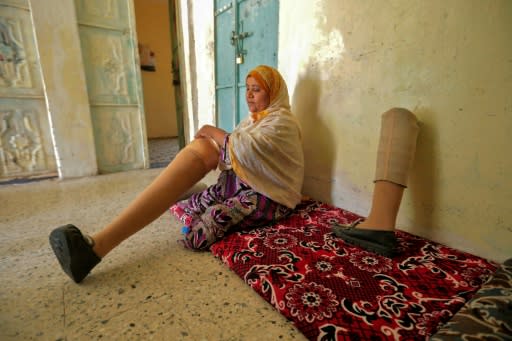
[0,100,54,177]
[91,107,144,173]
[75,0,146,173]
[75,0,128,30]
[79,27,137,105]
[0,4,43,96]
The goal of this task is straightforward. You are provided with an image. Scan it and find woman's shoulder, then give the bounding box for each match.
[264,108,300,126]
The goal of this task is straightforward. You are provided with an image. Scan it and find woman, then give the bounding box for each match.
[49,65,305,283]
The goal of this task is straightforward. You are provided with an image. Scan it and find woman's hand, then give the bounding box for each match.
[195,125,228,147]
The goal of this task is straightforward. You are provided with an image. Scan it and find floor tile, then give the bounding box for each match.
[0,169,306,340]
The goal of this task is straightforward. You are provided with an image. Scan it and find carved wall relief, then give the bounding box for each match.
[81,29,135,103]
[0,16,31,89]
[98,37,128,97]
[110,111,134,164]
[0,109,46,176]
[79,0,119,21]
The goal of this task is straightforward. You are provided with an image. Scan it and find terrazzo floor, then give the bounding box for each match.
[149,138,180,169]
[0,168,306,340]
[0,138,177,186]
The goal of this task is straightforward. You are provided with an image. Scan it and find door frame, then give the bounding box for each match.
[168,0,185,149]
[173,0,216,144]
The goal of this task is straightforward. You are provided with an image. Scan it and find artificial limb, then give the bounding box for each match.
[333,107,419,257]
[49,137,220,283]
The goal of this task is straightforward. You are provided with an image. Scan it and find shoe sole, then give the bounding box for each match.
[342,235,395,258]
[49,226,75,280]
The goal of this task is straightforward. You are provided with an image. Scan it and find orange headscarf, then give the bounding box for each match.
[246,65,291,122]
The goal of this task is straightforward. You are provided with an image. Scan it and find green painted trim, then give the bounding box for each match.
[233,0,240,128]
[169,0,185,149]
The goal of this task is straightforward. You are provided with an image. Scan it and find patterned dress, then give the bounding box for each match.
[176,135,292,250]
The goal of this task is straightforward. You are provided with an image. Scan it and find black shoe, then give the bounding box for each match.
[49,224,101,283]
[332,220,397,257]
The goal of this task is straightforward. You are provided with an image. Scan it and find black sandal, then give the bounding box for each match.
[332,220,397,257]
[49,224,101,283]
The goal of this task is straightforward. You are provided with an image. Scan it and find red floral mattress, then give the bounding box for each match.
[171,200,497,340]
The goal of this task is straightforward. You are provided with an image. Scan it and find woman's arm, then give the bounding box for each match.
[195,125,228,147]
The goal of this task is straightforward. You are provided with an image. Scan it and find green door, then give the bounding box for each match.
[214,0,278,132]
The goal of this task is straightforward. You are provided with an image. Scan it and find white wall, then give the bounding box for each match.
[177,0,215,143]
[279,0,512,263]
[31,0,97,178]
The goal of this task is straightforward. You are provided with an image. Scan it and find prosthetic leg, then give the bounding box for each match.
[49,137,219,283]
[333,108,419,257]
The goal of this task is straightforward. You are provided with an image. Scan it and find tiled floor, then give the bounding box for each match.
[0,138,178,187]
[0,169,306,340]
[149,138,180,168]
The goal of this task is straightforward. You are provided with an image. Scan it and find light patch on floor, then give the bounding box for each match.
[0,169,306,340]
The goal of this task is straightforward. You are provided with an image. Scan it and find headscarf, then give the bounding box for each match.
[227,65,304,208]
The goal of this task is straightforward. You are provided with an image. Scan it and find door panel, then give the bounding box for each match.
[236,0,278,123]
[214,0,236,131]
[237,86,246,124]
[0,3,44,97]
[90,107,143,172]
[0,99,55,177]
[216,88,234,130]
[74,0,129,29]
[75,0,147,173]
[237,0,278,71]
[78,27,139,105]
[0,0,57,178]
[214,0,278,132]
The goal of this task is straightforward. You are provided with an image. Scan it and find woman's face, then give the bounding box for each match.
[246,76,270,113]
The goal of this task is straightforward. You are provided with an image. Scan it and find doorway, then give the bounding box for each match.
[133,0,183,168]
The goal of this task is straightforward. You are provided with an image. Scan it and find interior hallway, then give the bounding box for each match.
[0,168,306,340]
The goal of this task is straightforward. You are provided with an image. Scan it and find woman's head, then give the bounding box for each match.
[246,75,270,113]
[246,65,290,115]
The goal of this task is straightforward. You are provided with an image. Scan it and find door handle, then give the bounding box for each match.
[231,29,252,64]
[238,31,252,40]
[230,31,252,45]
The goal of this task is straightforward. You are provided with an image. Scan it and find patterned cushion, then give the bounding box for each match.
[431,258,512,340]
[171,200,499,340]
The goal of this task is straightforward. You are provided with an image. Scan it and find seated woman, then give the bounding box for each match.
[49,65,305,283]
